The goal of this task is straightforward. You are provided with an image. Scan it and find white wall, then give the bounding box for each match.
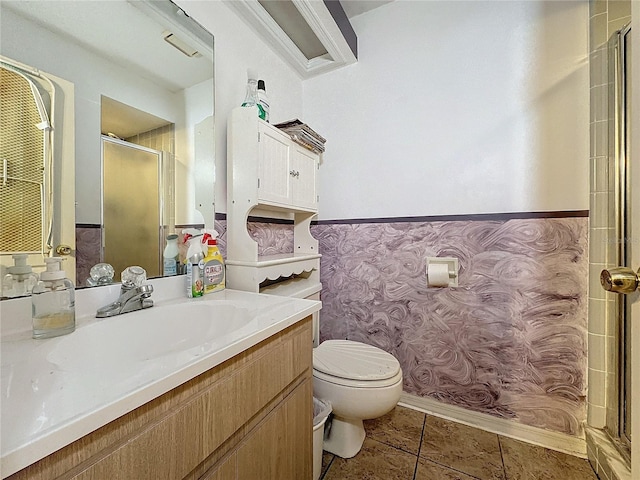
[303,0,590,220]
[4,0,589,223]
[181,78,215,226]
[175,1,305,215]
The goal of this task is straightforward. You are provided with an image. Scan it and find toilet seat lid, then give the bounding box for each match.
[313,340,401,381]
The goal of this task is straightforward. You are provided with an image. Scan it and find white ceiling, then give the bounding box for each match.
[340,0,395,19]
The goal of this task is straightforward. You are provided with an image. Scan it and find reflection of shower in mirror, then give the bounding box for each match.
[0,56,76,290]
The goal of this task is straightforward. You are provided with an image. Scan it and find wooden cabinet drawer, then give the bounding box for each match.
[202,379,312,480]
[237,378,312,480]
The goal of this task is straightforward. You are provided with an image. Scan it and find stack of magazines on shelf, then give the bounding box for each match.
[274,119,326,154]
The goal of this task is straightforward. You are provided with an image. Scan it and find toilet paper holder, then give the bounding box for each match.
[426,257,459,287]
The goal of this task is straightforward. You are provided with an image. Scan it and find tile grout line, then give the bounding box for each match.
[498,435,508,480]
[413,413,427,480]
[415,413,487,480]
[320,454,335,480]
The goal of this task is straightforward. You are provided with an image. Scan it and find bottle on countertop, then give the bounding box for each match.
[2,254,38,298]
[184,232,205,298]
[202,233,225,295]
[31,257,75,339]
[257,79,269,123]
[241,69,266,121]
[163,234,179,276]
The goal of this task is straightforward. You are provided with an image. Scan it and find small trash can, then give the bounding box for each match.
[313,397,332,480]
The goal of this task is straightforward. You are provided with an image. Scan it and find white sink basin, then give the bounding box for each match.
[48,301,255,374]
[2,299,257,458]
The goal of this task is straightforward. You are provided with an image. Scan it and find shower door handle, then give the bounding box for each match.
[600,267,640,294]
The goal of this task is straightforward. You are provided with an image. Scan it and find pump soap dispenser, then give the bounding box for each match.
[32,257,75,339]
[2,254,39,298]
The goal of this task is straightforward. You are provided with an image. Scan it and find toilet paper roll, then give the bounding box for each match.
[427,263,450,287]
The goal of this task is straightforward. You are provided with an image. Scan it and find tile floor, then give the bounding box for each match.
[319,406,599,480]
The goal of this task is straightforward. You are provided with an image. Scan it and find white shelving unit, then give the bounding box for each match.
[226,106,322,304]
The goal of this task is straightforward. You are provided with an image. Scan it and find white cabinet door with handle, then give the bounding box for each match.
[258,125,291,206]
[290,144,318,211]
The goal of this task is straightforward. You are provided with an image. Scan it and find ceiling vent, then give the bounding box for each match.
[163,30,200,57]
[225,0,357,78]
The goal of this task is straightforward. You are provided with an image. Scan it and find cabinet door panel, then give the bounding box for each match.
[201,454,237,480]
[258,126,291,205]
[291,145,318,210]
[237,379,312,480]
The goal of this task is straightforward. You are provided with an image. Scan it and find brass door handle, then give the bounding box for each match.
[600,267,640,294]
[55,244,73,256]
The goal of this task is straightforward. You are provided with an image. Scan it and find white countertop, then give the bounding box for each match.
[0,278,320,477]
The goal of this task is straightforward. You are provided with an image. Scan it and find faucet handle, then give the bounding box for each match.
[121,266,147,287]
[86,263,115,287]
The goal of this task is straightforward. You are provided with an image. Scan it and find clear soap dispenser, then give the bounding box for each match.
[32,257,75,339]
[2,254,39,298]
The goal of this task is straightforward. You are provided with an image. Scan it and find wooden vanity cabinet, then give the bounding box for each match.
[8,318,313,480]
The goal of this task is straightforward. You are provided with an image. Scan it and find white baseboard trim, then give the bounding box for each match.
[399,393,587,458]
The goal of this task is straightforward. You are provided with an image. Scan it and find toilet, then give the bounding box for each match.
[312,339,403,458]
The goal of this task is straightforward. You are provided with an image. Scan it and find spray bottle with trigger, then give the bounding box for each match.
[182,229,205,298]
[202,230,225,294]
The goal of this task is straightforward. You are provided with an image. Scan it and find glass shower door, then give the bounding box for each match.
[102,136,162,280]
[600,24,632,455]
[621,24,632,448]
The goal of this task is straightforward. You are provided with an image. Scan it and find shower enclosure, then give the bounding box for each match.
[0,57,76,285]
[101,136,164,280]
[599,23,632,463]
[609,24,632,454]
[0,65,53,255]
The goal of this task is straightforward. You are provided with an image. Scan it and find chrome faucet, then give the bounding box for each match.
[96,281,154,318]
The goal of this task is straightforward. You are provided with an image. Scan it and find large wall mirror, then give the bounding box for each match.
[0,0,215,290]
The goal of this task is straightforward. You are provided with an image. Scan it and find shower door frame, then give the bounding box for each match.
[629,7,639,477]
[609,23,632,459]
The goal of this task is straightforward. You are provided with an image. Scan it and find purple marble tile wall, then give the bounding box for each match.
[215,219,294,258]
[75,226,102,286]
[214,219,227,257]
[310,217,588,437]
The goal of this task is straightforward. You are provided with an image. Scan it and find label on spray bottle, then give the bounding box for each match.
[203,259,224,294]
[203,240,225,294]
[186,260,204,298]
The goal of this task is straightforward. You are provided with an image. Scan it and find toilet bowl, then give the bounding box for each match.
[312,340,402,459]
